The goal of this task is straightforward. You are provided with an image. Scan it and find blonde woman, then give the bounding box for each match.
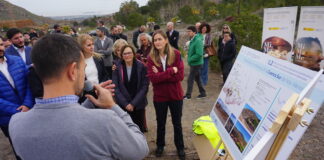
[218,24,236,47]
[112,39,128,71]
[113,39,128,60]
[78,34,109,84]
[147,30,185,159]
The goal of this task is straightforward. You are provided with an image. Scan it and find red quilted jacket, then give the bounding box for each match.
[147,49,184,102]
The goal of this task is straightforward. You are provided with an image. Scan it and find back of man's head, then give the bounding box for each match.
[31,34,82,83]
[153,25,160,31]
[187,26,197,33]
[140,25,146,32]
[54,24,60,29]
[6,28,21,40]
[99,21,104,26]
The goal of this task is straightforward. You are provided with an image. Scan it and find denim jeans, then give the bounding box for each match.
[200,57,209,86]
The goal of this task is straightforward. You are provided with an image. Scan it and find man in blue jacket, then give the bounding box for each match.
[5,28,32,66]
[0,37,34,160]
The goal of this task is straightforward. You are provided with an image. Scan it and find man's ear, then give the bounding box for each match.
[67,62,78,81]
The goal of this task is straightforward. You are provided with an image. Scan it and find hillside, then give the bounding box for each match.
[0,0,53,24]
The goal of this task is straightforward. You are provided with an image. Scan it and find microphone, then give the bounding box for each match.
[84,80,97,99]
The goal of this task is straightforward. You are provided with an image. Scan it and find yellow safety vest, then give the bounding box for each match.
[193,115,225,149]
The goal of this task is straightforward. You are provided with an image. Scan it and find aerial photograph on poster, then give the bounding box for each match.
[213,99,231,125]
[229,122,252,152]
[239,104,262,134]
[225,114,237,133]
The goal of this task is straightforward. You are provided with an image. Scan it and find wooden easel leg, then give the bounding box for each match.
[265,119,290,160]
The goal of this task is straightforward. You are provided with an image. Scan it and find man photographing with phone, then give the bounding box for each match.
[9,34,149,160]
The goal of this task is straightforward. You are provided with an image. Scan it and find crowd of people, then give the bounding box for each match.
[0,20,237,160]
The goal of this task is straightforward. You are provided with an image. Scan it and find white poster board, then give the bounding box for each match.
[210,46,324,160]
[293,6,324,71]
[262,7,298,61]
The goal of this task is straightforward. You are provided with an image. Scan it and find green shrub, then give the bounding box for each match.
[229,12,262,52]
[81,17,97,27]
[114,0,145,29]
[202,2,219,21]
[178,5,201,24]
[209,55,221,73]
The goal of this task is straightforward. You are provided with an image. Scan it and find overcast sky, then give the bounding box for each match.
[7,0,149,17]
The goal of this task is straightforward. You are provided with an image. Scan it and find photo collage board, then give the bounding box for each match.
[210,46,324,160]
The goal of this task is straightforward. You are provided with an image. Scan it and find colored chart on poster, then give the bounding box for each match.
[262,7,298,61]
[210,46,324,160]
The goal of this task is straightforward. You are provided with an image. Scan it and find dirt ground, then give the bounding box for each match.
[1,62,324,160]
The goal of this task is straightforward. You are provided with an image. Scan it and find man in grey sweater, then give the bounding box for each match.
[9,34,149,160]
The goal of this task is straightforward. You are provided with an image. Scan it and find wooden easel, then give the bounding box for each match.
[196,95,314,160]
[265,93,312,160]
[207,92,311,160]
[195,69,322,160]
[213,93,311,160]
[193,134,233,160]
[244,69,323,160]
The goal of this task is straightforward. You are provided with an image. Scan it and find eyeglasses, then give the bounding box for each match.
[122,52,133,56]
[223,27,229,29]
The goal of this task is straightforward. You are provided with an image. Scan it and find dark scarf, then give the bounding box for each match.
[122,60,138,99]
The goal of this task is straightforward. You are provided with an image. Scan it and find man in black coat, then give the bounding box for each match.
[109,26,120,43]
[217,32,236,83]
[166,22,179,50]
[117,25,128,41]
[149,24,160,37]
[133,25,146,49]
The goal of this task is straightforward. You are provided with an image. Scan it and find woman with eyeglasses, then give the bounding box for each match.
[218,24,236,47]
[147,30,185,159]
[112,45,149,133]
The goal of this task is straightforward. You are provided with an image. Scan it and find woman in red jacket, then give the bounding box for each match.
[147,30,185,159]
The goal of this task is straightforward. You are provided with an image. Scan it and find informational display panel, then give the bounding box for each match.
[262,7,298,61]
[293,6,324,71]
[210,46,324,160]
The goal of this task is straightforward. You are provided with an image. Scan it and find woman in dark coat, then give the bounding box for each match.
[112,45,149,132]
